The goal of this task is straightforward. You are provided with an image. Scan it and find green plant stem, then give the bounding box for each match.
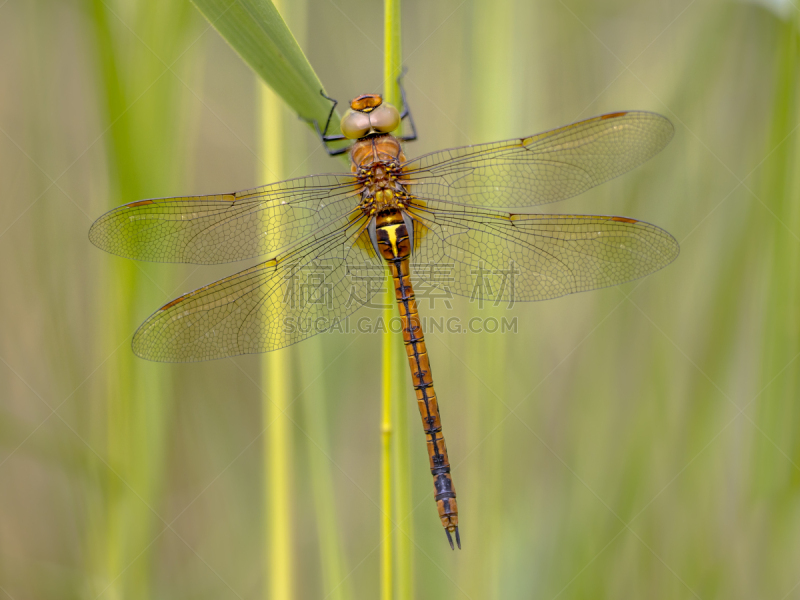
[384,0,402,107]
[380,309,393,600]
[260,7,293,592]
[300,351,351,600]
[385,2,413,596]
[382,2,403,599]
[87,0,193,597]
[756,22,800,488]
[465,0,516,591]
[392,348,412,600]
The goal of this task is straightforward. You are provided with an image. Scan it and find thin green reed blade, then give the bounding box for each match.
[191,0,346,145]
[87,0,194,597]
[383,4,413,596]
[383,2,404,599]
[260,43,293,600]
[465,0,516,591]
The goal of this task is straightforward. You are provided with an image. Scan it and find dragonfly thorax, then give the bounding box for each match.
[374,188,398,210]
[351,134,410,216]
[350,134,406,171]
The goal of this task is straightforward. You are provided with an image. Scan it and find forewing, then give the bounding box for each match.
[89,174,361,264]
[401,111,673,209]
[132,214,383,362]
[408,200,679,303]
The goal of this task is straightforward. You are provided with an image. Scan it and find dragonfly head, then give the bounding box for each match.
[341,94,401,139]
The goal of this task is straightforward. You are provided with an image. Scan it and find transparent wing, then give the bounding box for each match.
[89,173,361,264]
[132,213,384,362]
[408,200,679,303]
[401,111,673,209]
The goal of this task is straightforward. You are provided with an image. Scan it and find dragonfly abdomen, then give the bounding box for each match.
[374,208,461,549]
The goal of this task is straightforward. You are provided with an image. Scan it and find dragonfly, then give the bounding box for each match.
[89,84,679,550]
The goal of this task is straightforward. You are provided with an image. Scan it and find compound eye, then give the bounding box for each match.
[369,103,401,133]
[340,109,371,139]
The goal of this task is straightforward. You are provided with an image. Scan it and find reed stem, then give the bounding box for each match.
[260,5,293,591]
[392,352,412,600]
[88,0,190,596]
[380,317,393,600]
[464,0,516,590]
[382,2,403,598]
[300,346,351,600]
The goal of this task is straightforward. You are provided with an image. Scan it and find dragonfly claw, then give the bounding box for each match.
[455,526,461,549]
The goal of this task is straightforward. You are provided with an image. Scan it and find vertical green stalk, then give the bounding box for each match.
[391,353,412,600]
[260,1,292,594]
[299,353,351,600]
[382,2,405,599]
[262,83,293,600]
[380,297,394,600]
[87,11,137,596]
[755,22,800,488]
[384,0,402,107]
[87,0,192,597]
[283,2,351,597]
[466,0,517,593]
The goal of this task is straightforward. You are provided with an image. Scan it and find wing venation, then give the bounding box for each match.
[89,173,360,264]
[131,214,384,362]
[408,200,679,303]
[401,111,673,209]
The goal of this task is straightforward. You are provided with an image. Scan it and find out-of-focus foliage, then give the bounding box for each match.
[1,0,799,598]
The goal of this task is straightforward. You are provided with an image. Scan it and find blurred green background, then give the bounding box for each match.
[2,0,800,598]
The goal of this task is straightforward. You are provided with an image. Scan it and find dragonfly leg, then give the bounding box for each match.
[396,70,418,143]
[305,90,350,156]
